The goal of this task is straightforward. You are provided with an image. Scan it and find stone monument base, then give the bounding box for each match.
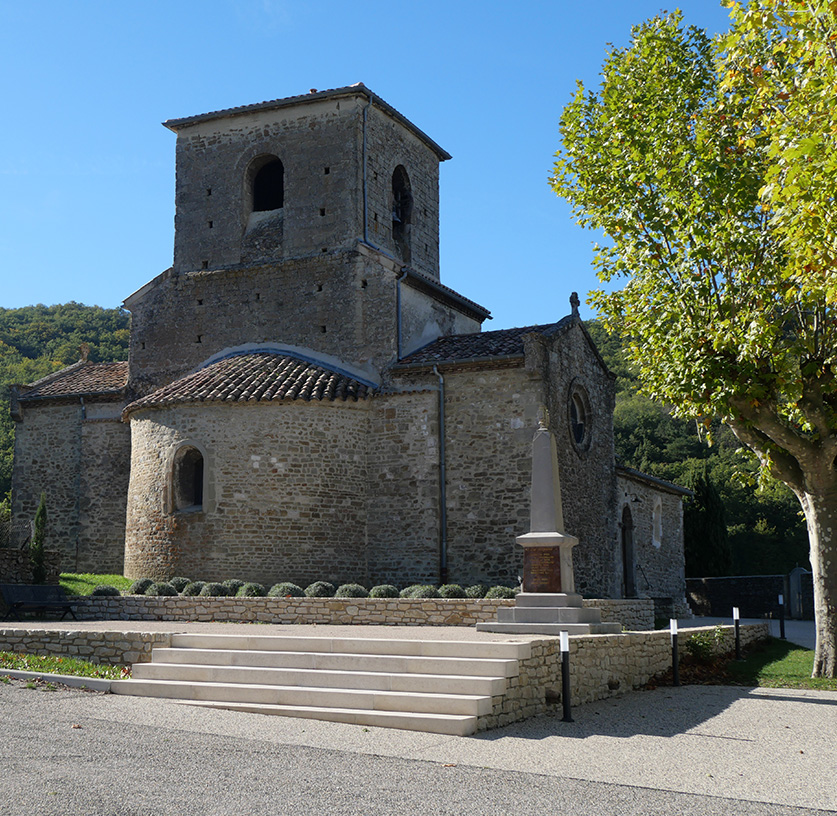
[475,593,622,635]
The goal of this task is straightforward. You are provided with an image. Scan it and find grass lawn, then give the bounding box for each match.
[0,651,129,680]
[726,638,837,691]
[60,573,132,596]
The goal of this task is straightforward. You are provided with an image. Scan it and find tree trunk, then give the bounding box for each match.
[796,488,837,677]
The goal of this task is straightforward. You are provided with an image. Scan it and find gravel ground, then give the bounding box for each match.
[1,673,834,815]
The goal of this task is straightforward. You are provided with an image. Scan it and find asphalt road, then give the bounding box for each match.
[1,677,834,816]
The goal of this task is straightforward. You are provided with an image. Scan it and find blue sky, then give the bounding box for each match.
[0,1,732,329]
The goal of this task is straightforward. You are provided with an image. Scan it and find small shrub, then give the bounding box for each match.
[685,626,726,664]
[169,577,191,593]
[223,579,245,595]
[129,578,154,596]
[438,584,467,599]
[199,582,228,597]
[465,584,488,599]
[145,582,177,596]
[268,582,305,598]
[335,583,369,598]
[180,581,206,596]
[485,585,517,599]
[237,582,266,598]
[408,584,440,598]
[305,581,336,598]
[399,584,420,598]
[369,584,399,598]
[90,585,121,597]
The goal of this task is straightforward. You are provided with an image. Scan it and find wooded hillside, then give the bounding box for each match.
[0,303,130,507]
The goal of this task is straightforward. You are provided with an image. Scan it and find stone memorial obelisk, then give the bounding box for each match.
[476,412,621,634]
[516,412,578,593]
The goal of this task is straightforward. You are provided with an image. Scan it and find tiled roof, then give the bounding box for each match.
[395,318,573,367]
[125,352,374,415]
[163,83,452,161]
[17,361,128,401]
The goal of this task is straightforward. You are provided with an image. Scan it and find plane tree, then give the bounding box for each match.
[551,2,837,675]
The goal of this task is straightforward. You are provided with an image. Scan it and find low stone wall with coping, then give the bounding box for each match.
[76,595,656,630]
[0,628,171,667]
[478,622,770,730]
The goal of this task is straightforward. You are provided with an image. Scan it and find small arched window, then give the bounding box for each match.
[172,446,204,512]
[391,165,412,262]
[568,383,591,451]
[252,158,284,212]
[652,495,663,548]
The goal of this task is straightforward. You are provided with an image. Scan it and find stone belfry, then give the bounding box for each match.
[125,84,487,397]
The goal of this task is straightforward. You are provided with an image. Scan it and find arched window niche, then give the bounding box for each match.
[168,442,208,514]
[568,381,592,453]
[391,165,413,262]
[251,156,284,212]
[652,495,663,548]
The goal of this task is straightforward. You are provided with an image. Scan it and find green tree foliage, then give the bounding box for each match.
[31,493,47,584]
[683,462,732,578]
[552,8,837,675]
[0,303,130,500]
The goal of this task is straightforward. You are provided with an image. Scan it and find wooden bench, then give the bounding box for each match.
[0,584,78,621]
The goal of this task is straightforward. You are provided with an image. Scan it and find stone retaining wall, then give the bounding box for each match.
[0,549,61,585]
[0,628,171,667]
[77,595,656,630]
[478,623,769,730]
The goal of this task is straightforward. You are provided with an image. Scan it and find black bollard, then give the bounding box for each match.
[778,594,786,639]
[733,606,742,660]
[671,619,680,687]
[560,631,573,723]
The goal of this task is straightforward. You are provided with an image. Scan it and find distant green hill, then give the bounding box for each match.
[0,303,130,506]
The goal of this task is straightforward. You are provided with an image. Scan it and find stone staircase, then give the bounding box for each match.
[110,633,531,736]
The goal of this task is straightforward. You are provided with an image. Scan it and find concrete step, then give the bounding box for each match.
[149,647,520,678]
[514,593,583,608]
[475,621,622,635]
[111,677,493,716]
[175,700,479,736]
[496,606,602,624]
[131,662,507,696]
[167,633,530,661]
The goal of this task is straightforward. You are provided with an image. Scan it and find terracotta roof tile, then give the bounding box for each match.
[124,352,374,416]
[17,361,128,401]
[395,318,573,367]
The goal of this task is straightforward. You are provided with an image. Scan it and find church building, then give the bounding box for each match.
[10,84,689,605]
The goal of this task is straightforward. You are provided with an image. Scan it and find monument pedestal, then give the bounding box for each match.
[517,531,577,594]
[476,593,622,635]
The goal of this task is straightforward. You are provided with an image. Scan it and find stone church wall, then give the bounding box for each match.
[541,326,619,597]
[11,401,129,574]
[124,400,371,585]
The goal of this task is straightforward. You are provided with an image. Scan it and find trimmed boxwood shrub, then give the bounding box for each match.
[369,584,399,598]
[145,582,177,596]
[90,585,121,597]
[465,584,488,599]
[438,584,467,599]
[402,584,440,598]
[129,578,154,596]
[485,585,517,599]
[236,582,266,598]
[222,579,245,595]
[199,582,228,597]
[268,582,305,598]
[304,581,335,598]
[335,583,368,598]
[181,581,206,596]
[169,577,191,593]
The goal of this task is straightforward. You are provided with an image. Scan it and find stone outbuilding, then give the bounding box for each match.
[10,84,689,609]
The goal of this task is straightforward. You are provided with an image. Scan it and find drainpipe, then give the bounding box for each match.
[396,268,408,359]
[432,365,448,584]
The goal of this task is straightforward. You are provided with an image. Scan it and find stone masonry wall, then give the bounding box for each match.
[616,473,688,615]
[478,623,769,731]
[11,401,129,574]
[124,400,370,586]
[0,550,61,584]
[540,324,619,597]
[0,628,170,667]
[76,596,654,630]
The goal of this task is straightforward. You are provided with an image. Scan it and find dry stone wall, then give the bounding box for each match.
[0,550,61,585]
